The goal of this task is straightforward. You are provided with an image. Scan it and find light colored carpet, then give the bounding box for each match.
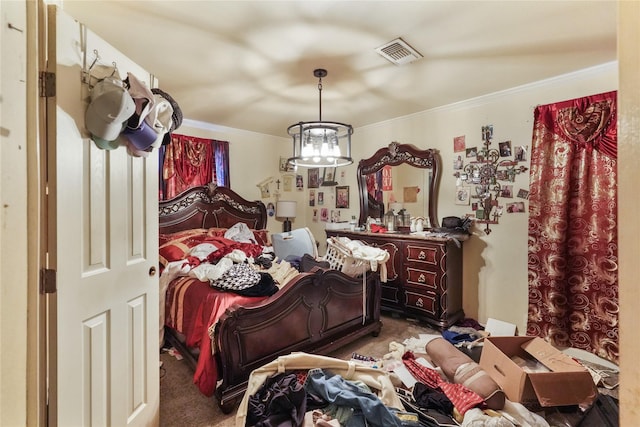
[159,314,439,427]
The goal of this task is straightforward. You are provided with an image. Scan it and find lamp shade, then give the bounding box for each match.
[276,201,297,218]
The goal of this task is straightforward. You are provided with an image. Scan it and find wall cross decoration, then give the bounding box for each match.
[453,125,528,234]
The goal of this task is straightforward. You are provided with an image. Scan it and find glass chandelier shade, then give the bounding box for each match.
[287,69,353,168]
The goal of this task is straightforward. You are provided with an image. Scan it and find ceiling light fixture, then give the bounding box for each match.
[287,69,353,168]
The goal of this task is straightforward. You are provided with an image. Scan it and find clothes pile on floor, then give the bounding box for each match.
[237,320,619,426]
[376,326,619,427]
[235,353,408,427]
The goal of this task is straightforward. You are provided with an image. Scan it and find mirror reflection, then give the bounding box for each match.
[357,142,441,229]
[365,164,431,223]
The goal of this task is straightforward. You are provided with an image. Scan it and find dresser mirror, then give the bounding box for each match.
[357,142,441,228]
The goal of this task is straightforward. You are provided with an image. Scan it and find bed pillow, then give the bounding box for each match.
[159,227,270,271]
[207,226,270,246]
[206,228,228,238]
[159,228,209,269]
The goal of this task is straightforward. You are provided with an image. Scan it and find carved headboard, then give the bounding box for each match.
[159,184,267,234]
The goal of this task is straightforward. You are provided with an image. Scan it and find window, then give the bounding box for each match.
[159,134,229,200]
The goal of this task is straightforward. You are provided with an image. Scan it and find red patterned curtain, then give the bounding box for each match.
[527,91,618,363]
[159,135,229,200]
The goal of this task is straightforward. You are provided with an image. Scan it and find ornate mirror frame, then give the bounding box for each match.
[357,142,441,228]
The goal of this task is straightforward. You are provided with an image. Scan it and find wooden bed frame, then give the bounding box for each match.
[159,184,383,413]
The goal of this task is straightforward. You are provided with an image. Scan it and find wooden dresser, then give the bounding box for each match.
[325,229,465,329]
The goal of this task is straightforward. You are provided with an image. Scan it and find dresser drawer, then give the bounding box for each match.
[405,244,439,265]
[380,282,403,307]
[404,288,439,317]
[405,267,437,290]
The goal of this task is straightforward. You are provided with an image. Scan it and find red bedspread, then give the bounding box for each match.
[165,276,267,396]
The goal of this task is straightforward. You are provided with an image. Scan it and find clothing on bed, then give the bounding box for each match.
[159,224,300,396]
[224,222,259,244]
[212,262,261,290]
[158,227,270,273]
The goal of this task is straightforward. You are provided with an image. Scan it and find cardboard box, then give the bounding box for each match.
[479,336,597,408]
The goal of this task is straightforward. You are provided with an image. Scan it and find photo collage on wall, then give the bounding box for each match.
[305,168,349,222]
[276,159,351,223]
[452,125,529,225]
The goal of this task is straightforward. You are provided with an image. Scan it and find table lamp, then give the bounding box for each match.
[276,200,297,232]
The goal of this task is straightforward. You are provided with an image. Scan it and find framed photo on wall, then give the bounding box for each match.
[321,167,338,186]
[455,187,470,205]
[283,175,293,192]
[499,141,512,157]
[336,186,349,209]
[320,208,329,222]
[308,168,320,188]
[515,145,528,161]
[279,156,295,172]
[453,135,466,153]
[259,183,270,199]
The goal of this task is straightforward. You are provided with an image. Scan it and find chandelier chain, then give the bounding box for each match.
[317,76,323,121]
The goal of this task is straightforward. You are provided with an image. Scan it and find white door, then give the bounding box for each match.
[45,6,159,426]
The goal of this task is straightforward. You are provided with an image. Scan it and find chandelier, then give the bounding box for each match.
[287,69,353,168]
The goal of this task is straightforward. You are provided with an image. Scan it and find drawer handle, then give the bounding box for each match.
[418,251,426,260]
[415,298,424,308]
[418,273,426,283]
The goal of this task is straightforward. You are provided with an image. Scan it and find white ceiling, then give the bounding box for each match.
[61,1,617,139]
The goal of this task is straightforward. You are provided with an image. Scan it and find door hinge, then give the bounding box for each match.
[40,268,57,294]
[39,71,56,97]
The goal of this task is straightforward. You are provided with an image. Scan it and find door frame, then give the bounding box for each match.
[0,0,47,425]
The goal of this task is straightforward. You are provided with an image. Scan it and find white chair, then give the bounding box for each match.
[271,227,318,262]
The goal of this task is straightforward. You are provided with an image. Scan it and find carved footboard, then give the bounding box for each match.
[213,268,382,413]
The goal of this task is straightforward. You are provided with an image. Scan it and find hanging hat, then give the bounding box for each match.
[121,118,158,152]
[85,76,135,142]
[91,134,122,150]
[151,88,183,145]
[120,72,161,153]
[432,216,473,234]
[145,93,174,149]
[124,138,152,158]
[126,72,155,126]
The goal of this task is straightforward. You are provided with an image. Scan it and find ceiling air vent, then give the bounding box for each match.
[375,37,423,65]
